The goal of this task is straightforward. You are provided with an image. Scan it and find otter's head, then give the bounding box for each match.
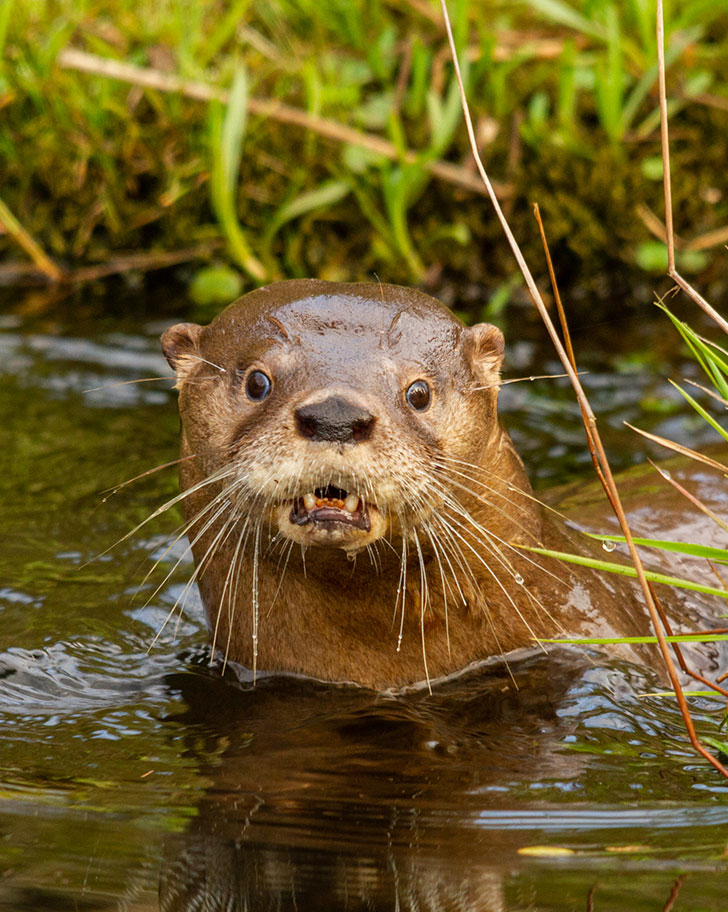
[162,280,505,554]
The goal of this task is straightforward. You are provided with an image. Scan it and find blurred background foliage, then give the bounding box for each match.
[1,0,727,319]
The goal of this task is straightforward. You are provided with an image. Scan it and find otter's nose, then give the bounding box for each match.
[296,396,375,443]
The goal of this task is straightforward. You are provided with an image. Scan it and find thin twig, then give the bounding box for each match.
[533,203,576,370]
[662,875,687,912]
[625,423,728,474]
[638,204,728,253]
[441,0,728,778]
[651,583,728,698]
[650,460,728,535]
[0,243,220,286]
[533,202,609,494]
[0,196,65,282]
[656,0,728,335]
[58,48,508,200]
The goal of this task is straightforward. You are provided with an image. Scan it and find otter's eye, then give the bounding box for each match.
[406,380,431,411]
[245,370,272,402]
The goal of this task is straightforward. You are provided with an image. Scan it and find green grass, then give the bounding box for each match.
[1,0,728,308]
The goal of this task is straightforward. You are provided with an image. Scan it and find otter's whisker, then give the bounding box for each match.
[412,529,432,693]
[434,513,544,649]
[394,527,408,652]
[216,508,251,667]
[137,476,243,595]
[269,538,296,612]
[86,463,237,569]
[159,498,247,654]
[436,455,570,522]
[421,521,453,655]
[432,465,543,547]
[98,454,196,501]
[251,521,262,682]
[437,488,568,605]
[143,496,236,643]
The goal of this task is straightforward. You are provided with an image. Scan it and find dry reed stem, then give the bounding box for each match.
[639,204,728,253]
[0,243,220,286]
[58,48,508,201]
[651,584,728,698]
[534,202,608,491]
[650,460,728,535]
[662,876,687,912]
[656,0,728,335]
[0,196,65,282]
[624,423,728,475]
[440,0,728,777]
[532,203,576,370]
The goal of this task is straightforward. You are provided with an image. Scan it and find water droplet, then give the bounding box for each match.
[662,469,672,480]
[514,573,524,585]
[602,540,616,553]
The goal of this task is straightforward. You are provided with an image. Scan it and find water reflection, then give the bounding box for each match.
[1,298,727,911]
[158,654,728,911]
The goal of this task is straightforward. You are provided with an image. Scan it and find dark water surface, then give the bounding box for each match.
[1,291,727,911]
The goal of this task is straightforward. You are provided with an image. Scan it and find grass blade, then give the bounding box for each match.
[209,63,266,282]
[264,180,351,246]
[668,380,728,444]
[587,533,728,565]
[518,545,728,598]
[542,633,728,645]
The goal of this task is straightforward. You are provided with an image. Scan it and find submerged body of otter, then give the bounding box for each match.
[161,279,723,690]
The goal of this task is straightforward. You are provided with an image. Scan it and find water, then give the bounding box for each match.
[1,291,727,910]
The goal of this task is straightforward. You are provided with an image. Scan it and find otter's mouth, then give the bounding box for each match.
[289,485,371,532]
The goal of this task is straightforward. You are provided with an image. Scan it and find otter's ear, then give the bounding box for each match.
[463,323,504,388]
[161,323,204,388]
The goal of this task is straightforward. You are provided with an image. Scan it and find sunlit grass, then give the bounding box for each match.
[2,0,727,301]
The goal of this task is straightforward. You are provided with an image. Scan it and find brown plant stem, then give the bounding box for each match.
[0,243,221,287]
[0,196,65,282]
[58,48,508,201]
[440,0,728,778]
[656,0,728,335]
[624,423,728,475]
[650,583,728,698]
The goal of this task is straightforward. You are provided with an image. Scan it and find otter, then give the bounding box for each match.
[160,279,707,690]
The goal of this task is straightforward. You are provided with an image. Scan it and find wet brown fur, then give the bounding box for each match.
[162,279,659,690]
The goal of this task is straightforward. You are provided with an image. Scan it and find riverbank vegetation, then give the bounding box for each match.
[1,0,727,315]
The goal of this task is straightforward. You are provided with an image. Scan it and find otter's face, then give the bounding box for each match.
[162,281,503,554]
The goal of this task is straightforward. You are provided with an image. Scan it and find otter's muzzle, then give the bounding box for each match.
[295,395,375,444]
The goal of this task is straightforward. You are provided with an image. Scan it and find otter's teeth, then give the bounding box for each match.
[344,493,360,513]
[303,493,317,511]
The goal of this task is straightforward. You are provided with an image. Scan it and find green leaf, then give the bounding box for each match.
[657,303,728,398]
[519,545,728,599]
[669,380,728,444]
[541,634,728,645]
[587,533,728,565]
[621,29,700,132]
[221,65,248,201]
[702,737,728,755]
[265,180,351,242]
[527,0,602,38]
[208,63,266,282]
[640,156,663,180]
[188,265,244,307]
[0,0,13,60]
[675,248,709,274]
[636,241,669,272]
